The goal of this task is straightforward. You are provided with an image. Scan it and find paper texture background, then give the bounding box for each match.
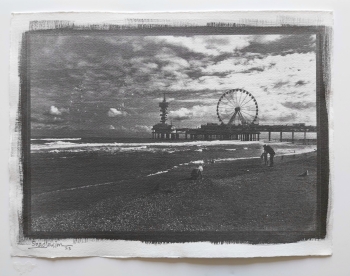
[10,11,333,258]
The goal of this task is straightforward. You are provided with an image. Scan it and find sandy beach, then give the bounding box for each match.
[31,150,317,242]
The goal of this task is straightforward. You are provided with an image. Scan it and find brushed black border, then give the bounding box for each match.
[19,24,331,244]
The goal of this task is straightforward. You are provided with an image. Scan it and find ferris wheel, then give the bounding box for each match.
[216,89,258,126]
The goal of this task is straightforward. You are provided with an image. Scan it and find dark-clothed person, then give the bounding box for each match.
[263,145,275,167]
[261,151,268,165]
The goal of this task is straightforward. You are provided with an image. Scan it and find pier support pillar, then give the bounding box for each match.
[258,133,260,141]
[268,131,271,141]
[280,131,283,142]
[304,131,306,144]
[292,131,294,143]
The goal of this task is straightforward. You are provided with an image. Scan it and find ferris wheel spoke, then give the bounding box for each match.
[230,92,237,106]
[220,113,233,120]
[221,99,235,108]
[239,93,249,106]
[241,113,252,124]
[242,105,257,109]
[227,111,238,125]
[221,111,235,119]
[237,112,246,124]
[232,91,237,105]
[217,89,258,126]
[238,91,243,104]
[223,95,235,107]
[241,111,255,118]
[240,96,252,107]
[224,94,235,105]
[221,110,236,120]
[241,106,257,113]
[219,106,234,114]
[241,97,254,107]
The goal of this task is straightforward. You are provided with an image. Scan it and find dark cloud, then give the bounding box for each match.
[281,101,316,110]
[241,67,265,74]
[273,81,289,89]
[237,34,316,57]
[29,33,316,135]
[278,113,298,122]
[212,52,235,63]
[295,80,307,86]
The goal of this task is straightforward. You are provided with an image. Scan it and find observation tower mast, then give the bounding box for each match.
[159,93,169,124]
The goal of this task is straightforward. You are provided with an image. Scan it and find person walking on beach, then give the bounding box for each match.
[263,144,275,167]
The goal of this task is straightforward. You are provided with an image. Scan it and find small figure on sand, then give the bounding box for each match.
[191,165,203,180]
[260,151,268,166]
[263,144,275,167]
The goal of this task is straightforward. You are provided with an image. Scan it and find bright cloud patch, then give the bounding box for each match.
[170,105,217,122]
[107,108,126,117]
[48,106,68,116]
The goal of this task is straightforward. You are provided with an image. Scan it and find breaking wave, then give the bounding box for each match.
[31,138,82,141]
[31,139,261,153]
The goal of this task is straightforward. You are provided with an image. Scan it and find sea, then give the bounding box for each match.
[30,137,317,195]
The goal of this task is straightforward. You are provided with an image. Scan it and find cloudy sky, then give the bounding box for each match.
[29,33,316,137]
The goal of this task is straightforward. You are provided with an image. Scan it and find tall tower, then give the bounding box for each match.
[159,93,169,124]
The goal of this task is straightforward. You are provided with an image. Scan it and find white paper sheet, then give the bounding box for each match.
[10,11,333,258]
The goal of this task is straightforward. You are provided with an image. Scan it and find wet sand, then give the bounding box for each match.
[31,151,318,238]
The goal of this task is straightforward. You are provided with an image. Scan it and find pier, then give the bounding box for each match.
[151,91,316,143]
[152,123,316,143]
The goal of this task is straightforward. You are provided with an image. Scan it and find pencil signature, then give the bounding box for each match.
[28,240,73,250]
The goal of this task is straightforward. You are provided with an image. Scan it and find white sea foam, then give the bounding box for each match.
[147,170,169,177]
[190,160,205,164]
[31,139,262,151]
[119,146,147,152]
[214,156,260,163]
[275,147,317,156]
[31,138,82,141]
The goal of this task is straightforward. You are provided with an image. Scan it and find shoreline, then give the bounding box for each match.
[31,150,317,238]
[30,138,316,152]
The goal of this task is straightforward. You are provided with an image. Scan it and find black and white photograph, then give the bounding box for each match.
[10,12,332,257]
